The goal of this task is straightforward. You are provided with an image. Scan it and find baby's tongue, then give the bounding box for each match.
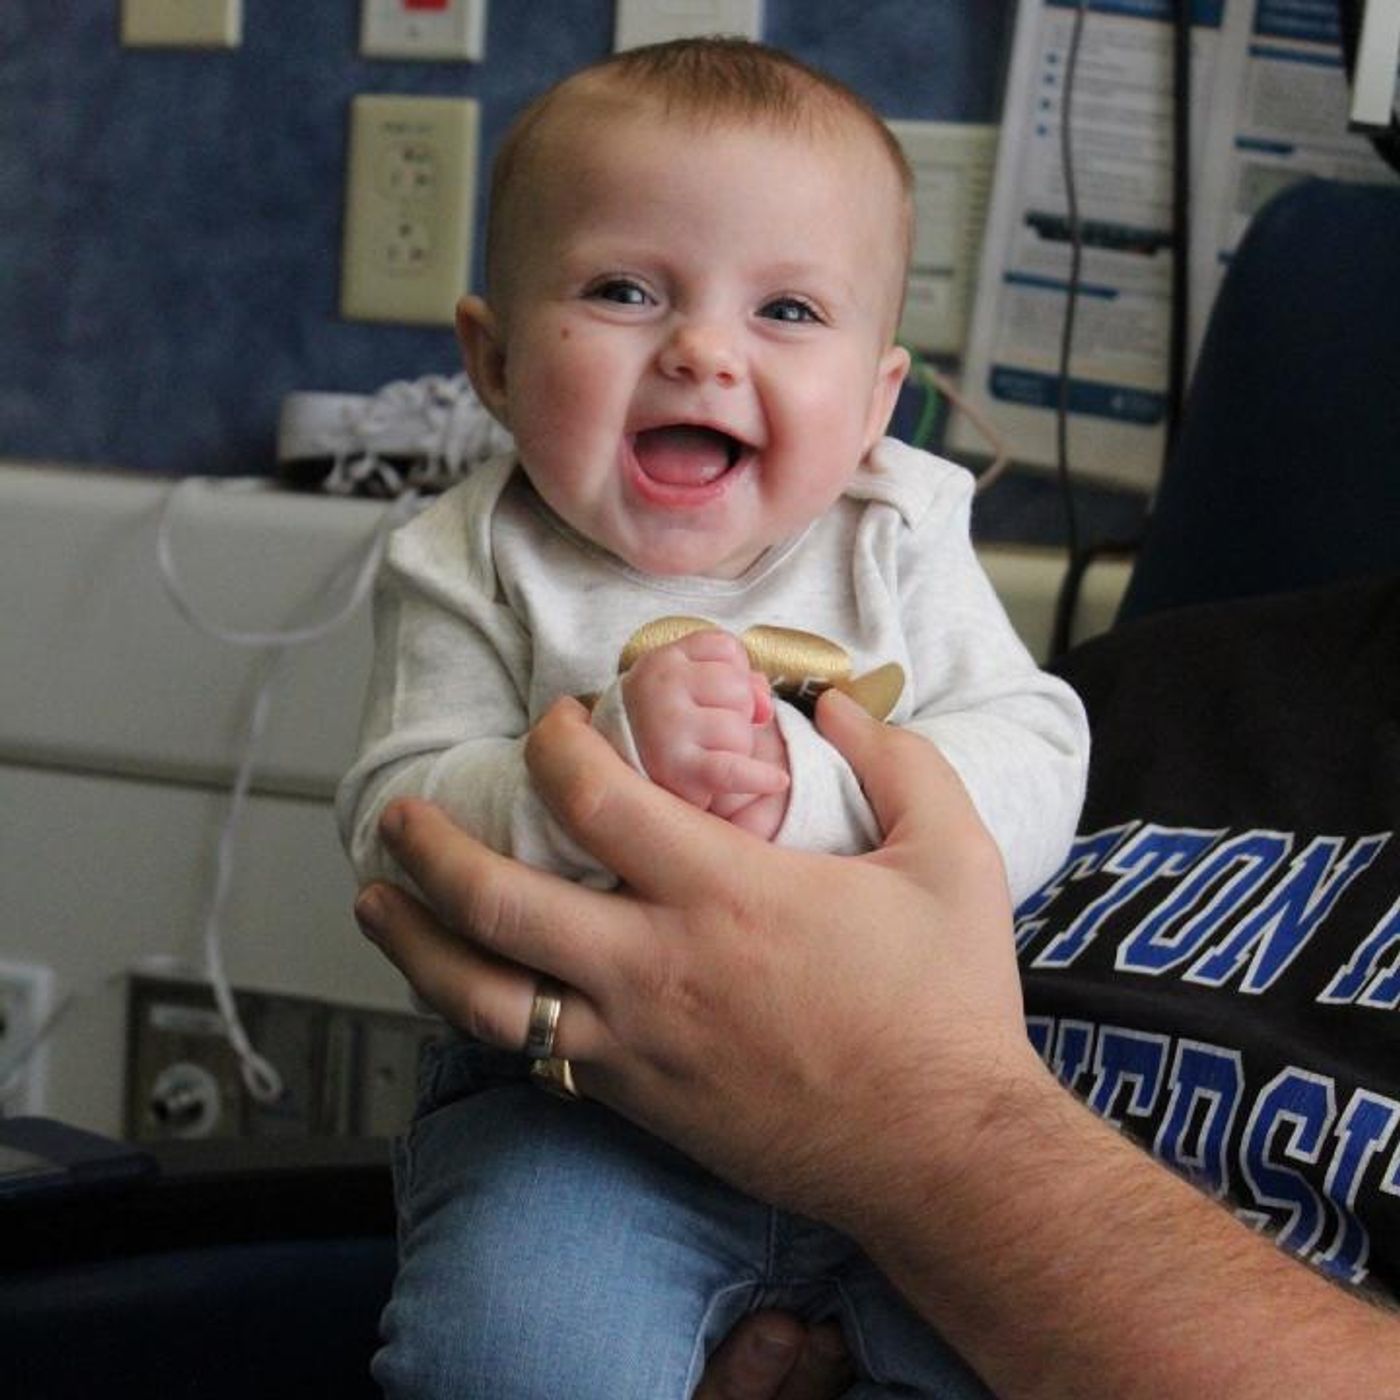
[633,426,732,486]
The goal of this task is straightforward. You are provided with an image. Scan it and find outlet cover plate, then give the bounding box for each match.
[361,0,487,62]
[121,0,242,48]
[341,94,480,326]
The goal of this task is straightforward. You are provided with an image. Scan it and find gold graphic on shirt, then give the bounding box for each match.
[619,616,905,721]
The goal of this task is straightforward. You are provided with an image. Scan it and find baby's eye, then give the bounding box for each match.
[587,278,653,307]
[759,296,822,325]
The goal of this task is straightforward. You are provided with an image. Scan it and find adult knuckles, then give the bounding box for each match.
[389,799,457,885]
[525,714,615,836]
[452,860,522,957]
[452,985,520,1051]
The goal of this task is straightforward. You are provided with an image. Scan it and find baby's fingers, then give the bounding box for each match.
[749,672,773,726]
[694,750,790,798]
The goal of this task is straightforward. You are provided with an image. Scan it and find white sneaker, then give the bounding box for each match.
[276,373,515,498]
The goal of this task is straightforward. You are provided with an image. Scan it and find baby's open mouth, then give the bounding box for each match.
[632,425,746,488]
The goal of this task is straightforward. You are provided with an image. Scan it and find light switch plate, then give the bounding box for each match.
[361,0,487,62]
[341,95,480,326]
[887,121,999,356]
[614,0,763,51]
[120,0,242,48]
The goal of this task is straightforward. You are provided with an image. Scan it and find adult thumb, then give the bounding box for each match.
[814,689,990,862]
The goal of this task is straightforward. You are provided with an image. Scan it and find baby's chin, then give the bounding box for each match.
[612,534,764,581]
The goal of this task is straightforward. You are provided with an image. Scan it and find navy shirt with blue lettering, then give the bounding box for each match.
[1019,574,1400,1299]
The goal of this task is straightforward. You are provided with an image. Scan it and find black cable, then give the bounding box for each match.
[1053,0,1089,564]
[1049,0,1089,658]
[1050,0,1192,657]
[1166,0,1191,462]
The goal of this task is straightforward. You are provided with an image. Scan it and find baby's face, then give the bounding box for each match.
[461,99,909,579]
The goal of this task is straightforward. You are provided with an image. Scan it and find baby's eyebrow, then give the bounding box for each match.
[560,234,661,265]
[759,258,838,282]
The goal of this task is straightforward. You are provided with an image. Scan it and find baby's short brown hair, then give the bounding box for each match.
[484,37,914,319]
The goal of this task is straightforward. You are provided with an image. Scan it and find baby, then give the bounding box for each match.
[339,37,1088,1400]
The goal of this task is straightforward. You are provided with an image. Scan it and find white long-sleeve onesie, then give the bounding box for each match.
[337,438,1089,905]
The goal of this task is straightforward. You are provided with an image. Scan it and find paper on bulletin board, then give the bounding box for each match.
[1189,1,1396,367]
[949,0,1392,493]
[888,121,1000,355]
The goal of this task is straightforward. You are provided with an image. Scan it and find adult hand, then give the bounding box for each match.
[692,1312,850,1400]
[353,688,1044,1236]
[353,691,1400,1399]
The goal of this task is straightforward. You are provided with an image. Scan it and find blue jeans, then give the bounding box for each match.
[374,1037,991,1399]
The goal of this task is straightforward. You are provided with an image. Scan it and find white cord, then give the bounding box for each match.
[154,480,420,1103]
[155,479,409,647]
[911,360,1012,493]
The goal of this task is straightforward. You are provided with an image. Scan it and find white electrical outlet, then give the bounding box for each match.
[360,0,488,62]
[341,94,480,326]
[120,0,242,48]
[614,0,763,51]
[887,120,999,356]
[0,961,55,1117]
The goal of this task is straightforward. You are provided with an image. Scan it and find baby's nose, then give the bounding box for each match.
[657,322,744,387]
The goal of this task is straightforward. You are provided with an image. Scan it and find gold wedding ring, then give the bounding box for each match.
[530,1056,580,1101]
[524,979,581,1100]
[524,978,563,1060]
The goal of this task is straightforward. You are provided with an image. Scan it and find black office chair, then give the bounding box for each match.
[1118,178,1400,622]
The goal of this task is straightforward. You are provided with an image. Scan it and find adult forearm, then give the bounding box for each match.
[861,1069,1398,1399]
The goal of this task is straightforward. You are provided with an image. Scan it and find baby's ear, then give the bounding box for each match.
[456,295,509,426]
[862,342,911,457]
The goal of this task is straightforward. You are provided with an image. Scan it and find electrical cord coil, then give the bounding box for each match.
[152,479,421,1105]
